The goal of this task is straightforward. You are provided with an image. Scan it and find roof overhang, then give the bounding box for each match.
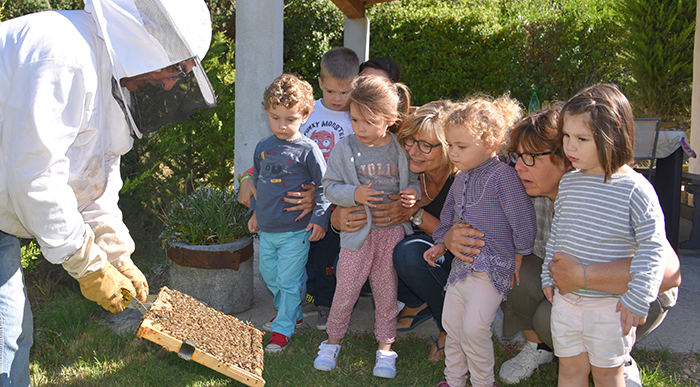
[330,0,396,19]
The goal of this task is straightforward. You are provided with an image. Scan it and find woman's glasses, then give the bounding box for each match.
[508,151,552,167]
[403,136,442,154]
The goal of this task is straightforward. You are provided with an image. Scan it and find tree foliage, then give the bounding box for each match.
[616,0,695,118]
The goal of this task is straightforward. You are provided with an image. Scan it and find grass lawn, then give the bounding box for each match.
[23,212,698,386]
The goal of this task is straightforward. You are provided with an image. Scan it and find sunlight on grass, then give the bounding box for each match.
[59,356,125,383]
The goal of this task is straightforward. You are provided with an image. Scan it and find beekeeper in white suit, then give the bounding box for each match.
[0,0,216,384]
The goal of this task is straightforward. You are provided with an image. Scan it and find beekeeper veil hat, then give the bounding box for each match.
[86,0,216,138]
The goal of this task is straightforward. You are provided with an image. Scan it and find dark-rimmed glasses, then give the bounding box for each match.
[168,63,188,80]
[403,136,442,154]
[508,151,552,167]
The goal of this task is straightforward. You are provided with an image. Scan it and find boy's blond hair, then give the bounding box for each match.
[320,47,359,82]
[445,94,523,150]
[262,74,315,116]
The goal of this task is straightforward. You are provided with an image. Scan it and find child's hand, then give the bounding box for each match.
[307,223,326,242]
[617,301,647,336]
[423,243,446,267]
[354,183,384,207]
[543,286,554,303]
[511,254,523,289]
[400,187,418,208]
[247,212,259,234]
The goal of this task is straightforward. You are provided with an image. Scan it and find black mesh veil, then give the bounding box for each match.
[112,57,216,137]
[107,0,216,138]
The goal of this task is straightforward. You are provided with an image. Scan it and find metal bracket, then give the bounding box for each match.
[178,340,196,361]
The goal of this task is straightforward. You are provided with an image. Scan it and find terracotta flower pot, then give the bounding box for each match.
[166,237,254,314]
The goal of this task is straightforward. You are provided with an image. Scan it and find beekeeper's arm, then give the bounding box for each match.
[82,156,149,303]
[5,61,136,313]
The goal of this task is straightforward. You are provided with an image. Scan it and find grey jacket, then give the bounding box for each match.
[322,132,420,251]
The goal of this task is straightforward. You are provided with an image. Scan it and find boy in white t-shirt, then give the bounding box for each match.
[301,47,359,330]
[301,47,358,162]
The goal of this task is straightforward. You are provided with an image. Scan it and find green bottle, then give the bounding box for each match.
[529,91,540,113]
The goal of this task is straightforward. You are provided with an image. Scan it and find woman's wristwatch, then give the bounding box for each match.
[410,208,424,226]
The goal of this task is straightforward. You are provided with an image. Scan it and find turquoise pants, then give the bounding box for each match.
[259,229,311,337]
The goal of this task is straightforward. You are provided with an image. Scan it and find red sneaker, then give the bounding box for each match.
[265,332,290,353]
[262,317,303,332]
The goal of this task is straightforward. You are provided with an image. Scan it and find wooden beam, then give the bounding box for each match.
[331,0,396,19]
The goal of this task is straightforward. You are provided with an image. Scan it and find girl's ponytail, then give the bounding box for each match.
[390,82,411,133]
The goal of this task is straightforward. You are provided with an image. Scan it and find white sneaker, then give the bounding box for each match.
[373,349,398,379]
[499,341,554,384]
[624,357,642,387]
[313,340,341,371]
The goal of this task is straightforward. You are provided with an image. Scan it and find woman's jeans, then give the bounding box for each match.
[393,234,453,332]
[0,231,33,386]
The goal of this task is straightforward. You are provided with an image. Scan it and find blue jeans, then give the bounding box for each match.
[258,229,310,337]
[393,234,452,332]
[0,231,33,386]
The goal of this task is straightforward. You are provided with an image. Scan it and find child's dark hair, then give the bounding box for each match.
[320,47,360,82]
[508,102,570,169]
[349,75,411,134]
[559,83,635,181]
[262,74,315,116]
[445,94,522,151]
[359,57,402,83]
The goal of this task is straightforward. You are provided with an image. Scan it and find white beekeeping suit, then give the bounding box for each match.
[0,1,213,384]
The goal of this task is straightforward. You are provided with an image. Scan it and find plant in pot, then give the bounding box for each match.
[159,185,254,314]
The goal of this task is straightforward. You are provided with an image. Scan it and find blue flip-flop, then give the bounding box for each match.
[397,308,432,332]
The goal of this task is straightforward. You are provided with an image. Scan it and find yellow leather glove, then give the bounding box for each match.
[117,260,149,303]
[76,264,136,314]
[92,221,149,302]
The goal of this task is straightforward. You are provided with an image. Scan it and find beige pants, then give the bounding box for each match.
[442,271,503,387]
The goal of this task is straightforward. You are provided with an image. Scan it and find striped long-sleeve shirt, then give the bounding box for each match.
[541,170,666,317]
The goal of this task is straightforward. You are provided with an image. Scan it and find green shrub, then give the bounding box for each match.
[616,0,695,118]
[283,0,345,97]
[159,186,251,245]
[366,0,624,106]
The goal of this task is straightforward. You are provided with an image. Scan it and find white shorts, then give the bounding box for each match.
[551,289,635,368]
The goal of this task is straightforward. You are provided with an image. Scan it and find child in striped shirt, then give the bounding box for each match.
[541,84,666,387]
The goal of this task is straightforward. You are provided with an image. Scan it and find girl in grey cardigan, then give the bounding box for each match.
[314,75,420,379]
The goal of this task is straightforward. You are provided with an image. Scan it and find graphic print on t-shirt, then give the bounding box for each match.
[259,150,293,186]
[357,162,400,203]
[309,130,335,161]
